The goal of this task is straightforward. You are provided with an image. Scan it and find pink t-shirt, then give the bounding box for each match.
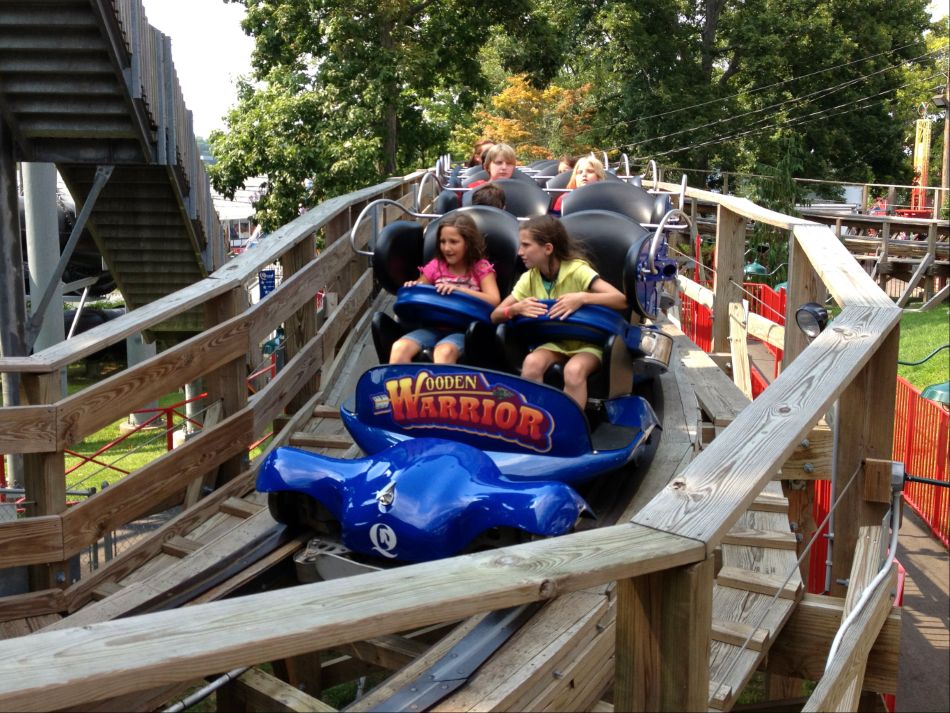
[420,258,494,291]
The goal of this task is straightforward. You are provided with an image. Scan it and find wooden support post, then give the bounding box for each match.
[728,302,752,400]
[924,222,937,300]
[782,233,826,370]
[829,326,898,598]
[281,238,320,413]
[271,651,324,698]
[21,372,68,590]
[877,222,890,290]
[204,287,250,487]
[712,206,746,353]
[615,557,713,712]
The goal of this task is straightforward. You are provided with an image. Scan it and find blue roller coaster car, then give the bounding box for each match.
[257,363,659,562]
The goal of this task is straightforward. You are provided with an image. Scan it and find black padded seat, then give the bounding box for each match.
[462,178,551,219]
[432,189,459,214]
[545,171,573,190]
[371,220,424,295]
[561,181,666,224]
[527,159,560,175]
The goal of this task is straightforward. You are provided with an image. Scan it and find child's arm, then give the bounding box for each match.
[490,294,548,323]
[433,270,500,305]
[547,277,626,320]
[404,275,431,287]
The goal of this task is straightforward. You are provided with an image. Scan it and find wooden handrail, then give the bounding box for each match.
[0,524,705,711]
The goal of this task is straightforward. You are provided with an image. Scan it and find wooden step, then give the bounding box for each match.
[721,527,798,550]
[219,497,263,519]
[289,433,353,450]
[749,492,789,513]
[716,566,802,600]
[710,619,770,651]
[89,581,123,601]
[312,405,341,419]
[161,536,203,558]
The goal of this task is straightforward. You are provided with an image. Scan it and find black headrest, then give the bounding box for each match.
[628,175,643,188]
[433,189,459,214]
[527,159,560,174]
[462,169,489,186]
[603,170,623,182]
[560,210,651,313]
[372,220,424,294]
[462,178,550,218]
[423,206,522,295]
[652,192,673,223]
[561,181,657,224]
[545,171,572,190]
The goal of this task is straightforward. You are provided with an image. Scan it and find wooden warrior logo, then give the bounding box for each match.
[376,371,554,453]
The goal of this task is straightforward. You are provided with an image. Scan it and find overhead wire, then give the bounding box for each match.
[625,71,945,161]
[603,46,947,156]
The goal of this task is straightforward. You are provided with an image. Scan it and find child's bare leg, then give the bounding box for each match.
[389,338,421,364]
[521,348,563,383]
[563,352,601,407]
[433,341,460,364]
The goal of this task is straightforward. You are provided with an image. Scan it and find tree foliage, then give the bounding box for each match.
[209,0,559,229]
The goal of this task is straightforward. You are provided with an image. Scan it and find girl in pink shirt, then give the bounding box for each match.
[389,213,501,364]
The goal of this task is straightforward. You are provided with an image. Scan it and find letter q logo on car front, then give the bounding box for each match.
[369,523,398,558]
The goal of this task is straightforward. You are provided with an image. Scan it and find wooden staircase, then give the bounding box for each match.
[0,0,221,338]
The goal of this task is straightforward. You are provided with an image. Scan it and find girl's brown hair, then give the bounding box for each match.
[436,212,486,267]
[519,215,589,271]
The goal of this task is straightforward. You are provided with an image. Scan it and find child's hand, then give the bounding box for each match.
[548,293,586,320]
[403,279,419,287]
[516,297,548,318]
[435,283,457,295]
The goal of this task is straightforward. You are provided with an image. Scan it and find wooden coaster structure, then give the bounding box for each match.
[0,173,904,711]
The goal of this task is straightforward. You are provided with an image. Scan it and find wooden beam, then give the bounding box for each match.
[803,530,898,711]
[715,567,802,600]
[218,667,336,712]
[712,207,746,353]
[711,619,770,652]
[776,424,833,481]
[615,557,713,712]
[766,593,900,693]
[0,404,57,454]
[729,302,752,400]
[782,230,825,370]
[349,635,429,671]
[281,237,321,413]
[633,304,901,554]
[895,252,933,308]
[830,327,898,597]
[0,516,63,568]
[747,312,785,351]
[0,524,703,711]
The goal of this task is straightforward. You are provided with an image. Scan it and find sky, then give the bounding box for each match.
[139,0,254,138]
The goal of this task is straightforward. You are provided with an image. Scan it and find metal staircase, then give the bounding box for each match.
[0,0,223,338]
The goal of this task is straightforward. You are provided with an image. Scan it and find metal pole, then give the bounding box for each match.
[0,121,27,486]
[936,81,949,220]
[23,163,65,362]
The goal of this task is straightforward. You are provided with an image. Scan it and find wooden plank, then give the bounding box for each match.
[632,304,900,553]
[830,326,898,597]
[221,667,336,712]
[915,282,949,311]
[281,238,322,412]
[793,224,894,309]
[219,497,263,519]
[747,312,785,351]
[803,557,897,708]
[729,302,753,400]
[766,594,900,693]
[161,536,202,558]
[711,619,770,651]
[0,405,57,454]
[0,524,703,711]
[863,459,894,504]
[289,433,352,450]
[721,527,798,550]
[0,589,66,624]
[713,207,746,353]
[250,270,373,434]
[615,557,713,712]
[715,567,802,600]
[89,581,123,602]
[312,405,341,419]
[895,252,933,308]
[349,635,429,671]
[674,334,749,427]
[56,313,251,445]
[777,424,833,481]
[782,230,826,371]
[0,516,63,568]
[750,492,789,513]
[60,409,255,556]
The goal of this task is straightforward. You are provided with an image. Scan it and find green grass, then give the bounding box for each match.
[64,361,186,495]
[896,305,950,391]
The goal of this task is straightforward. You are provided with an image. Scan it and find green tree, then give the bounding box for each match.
[210,0,559,229]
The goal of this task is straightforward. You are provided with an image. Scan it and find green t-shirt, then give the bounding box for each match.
[511,259,604,359]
